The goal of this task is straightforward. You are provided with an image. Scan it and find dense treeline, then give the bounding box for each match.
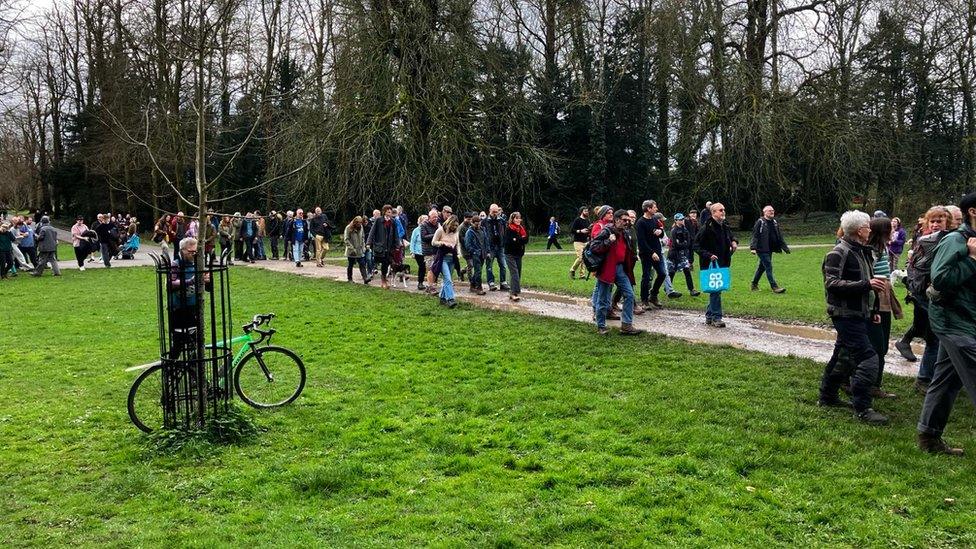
[0,0,974,229]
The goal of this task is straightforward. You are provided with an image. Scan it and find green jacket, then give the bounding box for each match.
[929,227,976,337]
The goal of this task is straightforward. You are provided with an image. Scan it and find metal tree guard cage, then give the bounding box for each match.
[149,248,233,430]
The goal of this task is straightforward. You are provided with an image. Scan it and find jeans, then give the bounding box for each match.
[706,292,723,321]
[253,237,266,259]
[640,252,666,302]
[365,249,375,273]
[440,258,455,300]
[660,256,674,293]
[293,241,304,263]
[918,333,976,437]
[347,256,368,281]
[752,252,779,288]
[470,255,484,288]
[595,264,635,328]
[243,236,254,262]
[486,245,506,285]
[505,255,522,295]
[820,316,879,411]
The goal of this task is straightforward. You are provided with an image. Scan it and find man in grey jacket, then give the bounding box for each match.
[31,216,61,277]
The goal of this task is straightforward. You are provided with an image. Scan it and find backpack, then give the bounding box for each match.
[582,227,612,273]
[906,231,948,298]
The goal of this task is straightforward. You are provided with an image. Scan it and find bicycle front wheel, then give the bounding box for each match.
[128,363,164,433]
[234,346,306,408]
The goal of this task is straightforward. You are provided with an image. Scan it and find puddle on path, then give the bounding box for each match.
[755,321,834,341]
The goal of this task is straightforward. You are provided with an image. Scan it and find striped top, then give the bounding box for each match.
[873,249,891,278]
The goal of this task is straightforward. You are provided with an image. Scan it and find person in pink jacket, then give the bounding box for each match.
[71,216,91,270]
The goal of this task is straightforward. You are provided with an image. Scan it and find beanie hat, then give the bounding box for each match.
[597,205,613,219]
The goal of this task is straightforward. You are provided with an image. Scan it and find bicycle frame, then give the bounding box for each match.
[211,332,260,370]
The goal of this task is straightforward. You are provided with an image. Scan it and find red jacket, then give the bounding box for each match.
[596,229,636,285]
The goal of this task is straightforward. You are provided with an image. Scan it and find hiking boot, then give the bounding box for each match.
[489,283,498,291]
[667,291,682,299]
[689,290,701,297]
[914,379,930,395]
[509,294,521,302]
[711,320,726,328]
[633,306,646,316]
[476,289,487,296]
[447,299,458,308]
[648,298,663,309]
[705,318,713,326]
[500,283,510,291]
[772,287,786,294]
[818,398,854,409]
[895,340,918,362]
[870,387,897,399]
[620,323,644,336]
[597,326,610,336]
[417,282,425,291]
[917,433,964,456]
[751,283,759,291]
[440,297,447,305]
[855,408,889,425]
[607,310,621,320]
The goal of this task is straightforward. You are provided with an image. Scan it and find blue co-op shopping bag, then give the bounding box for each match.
[700,260,731,293]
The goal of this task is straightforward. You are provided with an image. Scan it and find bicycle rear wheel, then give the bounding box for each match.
[234,346,306,408]
[128,363,164,433]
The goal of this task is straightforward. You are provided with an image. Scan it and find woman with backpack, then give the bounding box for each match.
[896,206,950,394]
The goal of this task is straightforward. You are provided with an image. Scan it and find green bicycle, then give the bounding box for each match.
[127,313,306,433]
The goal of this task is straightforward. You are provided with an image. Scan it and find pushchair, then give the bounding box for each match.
[116,234,140,260]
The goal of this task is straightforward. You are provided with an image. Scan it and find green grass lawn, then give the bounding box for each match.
[1,267,974,545]
[518,247,914,332]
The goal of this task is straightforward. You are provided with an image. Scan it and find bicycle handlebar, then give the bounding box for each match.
[243,313,275,333]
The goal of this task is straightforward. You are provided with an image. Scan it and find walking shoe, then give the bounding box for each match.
[917,433,964,456]
[914,379,930,395]
[633,306,646,316]
[476,288,486,296]
[509,294,521,302]
[489,283,498,291]
[417,282,425,291]
[79,266,85,272]
[772,287,786,294]
[667,291,682,299]
[440,297,447,305]
[447,299,458,308]
[597,326,610,336]
[704,318,713,326]
[855,408,889,425]
[690,290,701,297]
[296,262,303,267]
[607,310,621,320]
[870,387,897,399]
[711,320,726,328]
[751,283,759,291]
[500,283,510,291]
[648,298,663,309]
[817,398,854,409]
[620,323,644,336]
[895,341,918,362]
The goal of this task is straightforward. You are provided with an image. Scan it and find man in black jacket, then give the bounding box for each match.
[483,204,509,291]
[818,210,888,425]
[750,205,791,293]
[635,200,667,308]
[267,211,282,259]
[695,203,737,327]
[569,207,590,279]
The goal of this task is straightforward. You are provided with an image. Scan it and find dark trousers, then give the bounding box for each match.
[820,316,879,411]
[270,236,280,258]
[100,243,112,267]
[242,236,254,262]
[74,246,86,267]
[546,235,562,250]
[234,240,244,261]
[639,252,666,302]
[918,333,976,437]
[752,252,779,288]
[346,257,368,282]
[414,254,426,285]
[867,311,892,387]
[0,250,12,278]
[19,245,37,267]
